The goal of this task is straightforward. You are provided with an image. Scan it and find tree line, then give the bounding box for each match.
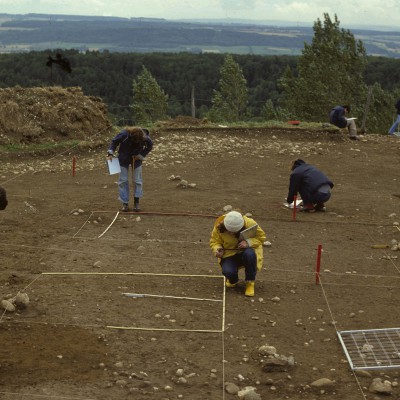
[0,13,400,132]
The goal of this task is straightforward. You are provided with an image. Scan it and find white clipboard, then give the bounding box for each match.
[239,224,258,241]
[106,158,121,175]
[283,198,303,209]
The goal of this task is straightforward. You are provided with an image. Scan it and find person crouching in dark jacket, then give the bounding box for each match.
[286,159,334,212]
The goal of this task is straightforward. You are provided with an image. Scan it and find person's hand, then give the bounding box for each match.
[238,240,249,249]
[215,248,224,258]
[106,154,113,161]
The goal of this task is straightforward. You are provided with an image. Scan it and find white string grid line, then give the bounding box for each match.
[0,217,398,400]
[315,224,400,399]
[1,272,227,400]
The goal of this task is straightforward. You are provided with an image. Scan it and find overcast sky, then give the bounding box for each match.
[1,0,398,29]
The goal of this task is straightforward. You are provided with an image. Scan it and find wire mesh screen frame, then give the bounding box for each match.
[337,327,400,370]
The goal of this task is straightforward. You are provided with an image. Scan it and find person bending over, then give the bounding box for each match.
[107,127,153,212]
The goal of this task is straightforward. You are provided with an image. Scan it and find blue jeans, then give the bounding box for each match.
[220,248,257,283]
[300,188,331,206]
[388,114,400,134]
[118,165,143,204]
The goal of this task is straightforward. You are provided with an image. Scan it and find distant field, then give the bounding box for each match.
[0,13,399,57]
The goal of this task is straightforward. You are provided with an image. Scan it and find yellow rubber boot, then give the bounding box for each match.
[245,281,255,297]
[226,280,238,288]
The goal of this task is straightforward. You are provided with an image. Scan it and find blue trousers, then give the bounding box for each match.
[220,248,257,283]
[388,114,400,134]
[300,188,331,206]
[118,165,143,204]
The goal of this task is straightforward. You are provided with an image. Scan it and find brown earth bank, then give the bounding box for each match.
[0,86,113,146]
[0,90,400,400]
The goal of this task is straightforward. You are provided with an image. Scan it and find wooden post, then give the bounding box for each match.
[191,84,196,118]
[360,86,373,134]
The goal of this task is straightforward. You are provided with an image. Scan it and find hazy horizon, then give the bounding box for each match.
[0,0,398,30]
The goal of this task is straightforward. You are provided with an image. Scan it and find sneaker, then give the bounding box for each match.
[300,204,315,213]
[121,203,129,212]
[314,203,326,212]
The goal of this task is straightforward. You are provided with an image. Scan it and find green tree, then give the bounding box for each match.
[132,66,169,124]
[279,13,367,122]
[362,83,397,133]
[208,54,248,122]
[262,99,277,120]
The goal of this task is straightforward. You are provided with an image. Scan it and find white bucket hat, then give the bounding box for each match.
[224,211,244,232]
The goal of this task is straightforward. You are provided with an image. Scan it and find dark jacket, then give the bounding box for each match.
[329,105,347,128]
[287,160,334,203]
[108,128,153,168]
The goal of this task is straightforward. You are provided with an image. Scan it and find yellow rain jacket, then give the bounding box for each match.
[210,214,266,271]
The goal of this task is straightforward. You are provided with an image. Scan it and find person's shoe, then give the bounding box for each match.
[245,281,255,297]
[314,203,326,212]
[121,203,129,212]
[133,198,141,212]
[300,204,315,213]
[349,136,360,140]
[226,280,238,288]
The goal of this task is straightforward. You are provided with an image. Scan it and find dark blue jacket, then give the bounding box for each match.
[329,106,347,128]
[108,128,153,168]
[287,160,334,203]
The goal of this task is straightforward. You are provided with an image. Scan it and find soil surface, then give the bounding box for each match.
[1,125,400,400]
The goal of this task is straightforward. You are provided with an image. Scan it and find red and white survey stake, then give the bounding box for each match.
[292,195,297,221]
[315,244,322,285]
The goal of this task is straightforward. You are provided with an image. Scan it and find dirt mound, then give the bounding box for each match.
[0,86,113,145]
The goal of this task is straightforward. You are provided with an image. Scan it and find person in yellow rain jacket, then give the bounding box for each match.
[210,210,266,297]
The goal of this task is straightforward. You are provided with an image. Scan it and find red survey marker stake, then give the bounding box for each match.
[292,195,297,221]
[316,244,322,285]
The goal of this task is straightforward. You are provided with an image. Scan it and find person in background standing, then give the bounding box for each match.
[107,127,153,212]
[388,98,400,136]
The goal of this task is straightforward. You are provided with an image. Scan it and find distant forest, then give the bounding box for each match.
[0,50,399,125]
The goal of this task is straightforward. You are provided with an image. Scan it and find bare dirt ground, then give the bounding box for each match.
[0,126,400,400]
